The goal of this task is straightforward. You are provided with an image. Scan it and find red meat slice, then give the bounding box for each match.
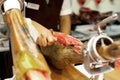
[53,32,83,52]
[115,59,120,69]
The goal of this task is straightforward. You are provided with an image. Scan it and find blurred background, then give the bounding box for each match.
[70,0,120,42]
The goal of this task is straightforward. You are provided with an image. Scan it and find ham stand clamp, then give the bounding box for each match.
[82,14,118,80]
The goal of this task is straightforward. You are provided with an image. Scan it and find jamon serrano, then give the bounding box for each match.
[40,32,84,69]
[4,9,51,80]
[3,9,88,80]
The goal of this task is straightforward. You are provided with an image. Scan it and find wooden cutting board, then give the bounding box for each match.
[104,69,120,80]
[49,64,89,80]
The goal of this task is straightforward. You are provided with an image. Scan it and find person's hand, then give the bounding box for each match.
[30,20,57,47]
[36,28,56,47]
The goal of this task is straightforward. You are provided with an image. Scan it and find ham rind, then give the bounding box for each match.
[4,9,51,80]
[25,69,51,80]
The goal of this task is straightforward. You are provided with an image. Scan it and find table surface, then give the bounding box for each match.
[71,24,120,41]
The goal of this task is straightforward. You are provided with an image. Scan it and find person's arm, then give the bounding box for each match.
[60,0,72,34]
[60,14,71,34]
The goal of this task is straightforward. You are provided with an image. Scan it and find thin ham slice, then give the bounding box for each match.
[115,59,120,69]
[53,32,83,52]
